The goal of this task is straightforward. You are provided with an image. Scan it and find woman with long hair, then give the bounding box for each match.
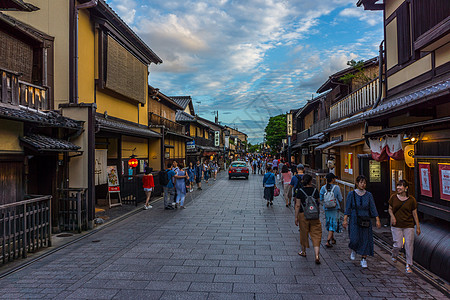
[343,175,381,268]
[388,180,420,273]
[319,173,343,247]
[281,164,293,207]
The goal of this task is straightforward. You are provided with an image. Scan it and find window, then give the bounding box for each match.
[397,2,411,65]
[412,0,450,41]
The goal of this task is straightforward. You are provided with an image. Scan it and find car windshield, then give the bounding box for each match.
[231,163,247,167]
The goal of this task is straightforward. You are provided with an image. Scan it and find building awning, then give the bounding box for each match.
[305,132,326,142]
[333,138,365,147]
[324,113,365,133]
[0,105,82,129]
[20,134,81,152]
[0,0,39,11]
[364,116,450,138]
[96,116,161,139]
[165,130,193,140]
[363,79,450,120]
[314,137,343,151]
[197,145,221,152]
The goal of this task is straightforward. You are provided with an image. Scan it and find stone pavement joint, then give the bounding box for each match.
[0,172,447,299]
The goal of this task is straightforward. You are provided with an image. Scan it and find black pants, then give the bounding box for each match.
[264,186,274,201]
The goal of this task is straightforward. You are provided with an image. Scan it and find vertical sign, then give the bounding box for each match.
[348,153,353,175]
[224,136,229,148]
[419,162,432,197]
[391,170,396,191]
[214,131,220,147]
[438,163,450,201]
[369,160,381,183]
[287,113,293,136]
[107,166,120,192]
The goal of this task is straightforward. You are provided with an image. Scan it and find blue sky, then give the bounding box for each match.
[106,0,383,144]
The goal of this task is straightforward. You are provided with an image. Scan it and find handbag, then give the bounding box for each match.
[353,191,371,228]
[274,187,280,197]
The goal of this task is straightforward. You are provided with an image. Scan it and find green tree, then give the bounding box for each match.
[264,114,286,155]
[339,59,372,86]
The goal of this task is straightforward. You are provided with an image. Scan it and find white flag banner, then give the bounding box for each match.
[369,137,387,162]
[386,135,404,160]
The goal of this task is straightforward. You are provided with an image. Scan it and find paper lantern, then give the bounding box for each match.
[128,158,138,168]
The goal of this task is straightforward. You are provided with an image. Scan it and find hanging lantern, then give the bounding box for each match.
[128,158,138,168]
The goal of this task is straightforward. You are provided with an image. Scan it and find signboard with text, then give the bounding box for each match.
[287,113,293,136]
[187,141,195,150]
[419,162,432,197]
[214,131,220,147]
[107,166,120,192]
[438,163,450,201]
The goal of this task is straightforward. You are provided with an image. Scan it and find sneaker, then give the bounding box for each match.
[406,265,412,273]
[391,257,398,263]
[143,205,149,210]
[172,202,176,207]
[360,259,368,268]
[350,251,356,260]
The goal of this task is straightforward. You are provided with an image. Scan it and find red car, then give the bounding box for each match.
[228,161,249,180]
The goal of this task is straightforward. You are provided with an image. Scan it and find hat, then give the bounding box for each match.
[326,173,338,181]
[297,164,304,169]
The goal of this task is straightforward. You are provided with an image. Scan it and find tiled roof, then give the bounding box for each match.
[324,113,365,133]
[0,105,82,129]
[175,110,195,122]
[20,134,81,152]
[0,0,39,11]
[363,79,450,120]
[96,116,161,138]
[170,96,192,110]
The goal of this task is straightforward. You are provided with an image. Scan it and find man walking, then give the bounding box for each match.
[194,160,203,190]
[162,163,176,210]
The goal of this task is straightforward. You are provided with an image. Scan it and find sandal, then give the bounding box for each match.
[331,238,336,245]
[298,251,306,257]
[325,240,333,248]
[315,256,321,264]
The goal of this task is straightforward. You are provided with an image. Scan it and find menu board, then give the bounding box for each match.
[369,160,381,182]
[438,163,450,201]
[418,163,432,197]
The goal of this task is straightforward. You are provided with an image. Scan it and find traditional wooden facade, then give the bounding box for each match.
[7,0,163,228]
[358,0,450,281]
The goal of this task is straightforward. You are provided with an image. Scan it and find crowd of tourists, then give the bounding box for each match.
[141,159,220,210]
[260,157,420,273]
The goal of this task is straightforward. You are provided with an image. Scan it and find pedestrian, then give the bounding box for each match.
[187,162,195,192]
[174,162,188,209]
[143,167,154,210]
[252,159,257,174]
[319,173,343,247]
[172,161,179,206]
[162,163,175,210]
[263,166,276,207]
[343,175,381,268]
[294,174,322,264]
[281,165,293,207]
[289,164,305,206]
[272,157,279,174]
[388,180,421,273]
[203,160,210,183]
[194,160,203,190]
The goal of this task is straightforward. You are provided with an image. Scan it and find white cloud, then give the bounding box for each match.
[339,7,380,26]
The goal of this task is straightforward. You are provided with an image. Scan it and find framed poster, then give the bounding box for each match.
[107,166,120,192]
[418,163,432,197]
[369,160,381,183]
[348,153,353,175]
[438,163,450,201]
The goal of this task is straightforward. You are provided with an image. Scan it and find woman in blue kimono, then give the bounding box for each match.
[187,162,195,192]
[343,175,381,269]
[174,163,189,209]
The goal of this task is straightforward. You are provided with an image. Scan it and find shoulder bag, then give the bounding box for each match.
[353,191,371,228]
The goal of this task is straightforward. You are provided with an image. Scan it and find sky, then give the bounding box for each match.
[106,0,383,144]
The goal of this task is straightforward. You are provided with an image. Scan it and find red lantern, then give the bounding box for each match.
[128,158,138,168]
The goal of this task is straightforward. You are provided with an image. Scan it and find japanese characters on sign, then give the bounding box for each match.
[419,162,432,197]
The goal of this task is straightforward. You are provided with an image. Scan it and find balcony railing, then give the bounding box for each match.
[149,112,185,135]
[0,195,52,264]
[330,77,379,123]
[1,68,49,110]
[297,129,310,143]
[195,136,214,147]
[310,118,330,135]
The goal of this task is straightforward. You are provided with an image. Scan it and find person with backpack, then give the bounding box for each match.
[320,173,343,248]
[294,174,322,264]
[343,175,381,269]
[160,163,175,210]
[263,166,277,207]
[194,160,203,190]
[289,164,305,206]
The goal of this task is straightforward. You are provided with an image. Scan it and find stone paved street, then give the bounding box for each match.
[0,172,447,299]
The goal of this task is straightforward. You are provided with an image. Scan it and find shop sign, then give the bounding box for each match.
[418,162,432,197]
[346,153,353,175]
[224,136,229,148]
[287,113,293,136]
[369,160,381,183]
[404,145,415,167]
[187,141,195,150]
[215,131,220,147]
[107,166,120,192]
[302,148,308,155]
[438,163,450,201]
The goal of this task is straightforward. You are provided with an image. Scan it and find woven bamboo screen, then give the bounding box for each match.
[0,30,33,82]
[105,35,147,104]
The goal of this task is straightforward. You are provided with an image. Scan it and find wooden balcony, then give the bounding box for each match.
[194,136,214,147]
[149,112,185,135]
[330,77,379,123]
[310,118,330,135]
[297,129,310,142]
[0,68,49,110]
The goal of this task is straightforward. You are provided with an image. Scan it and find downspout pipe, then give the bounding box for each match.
[73,0,98,104]
[365,40,385,147]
